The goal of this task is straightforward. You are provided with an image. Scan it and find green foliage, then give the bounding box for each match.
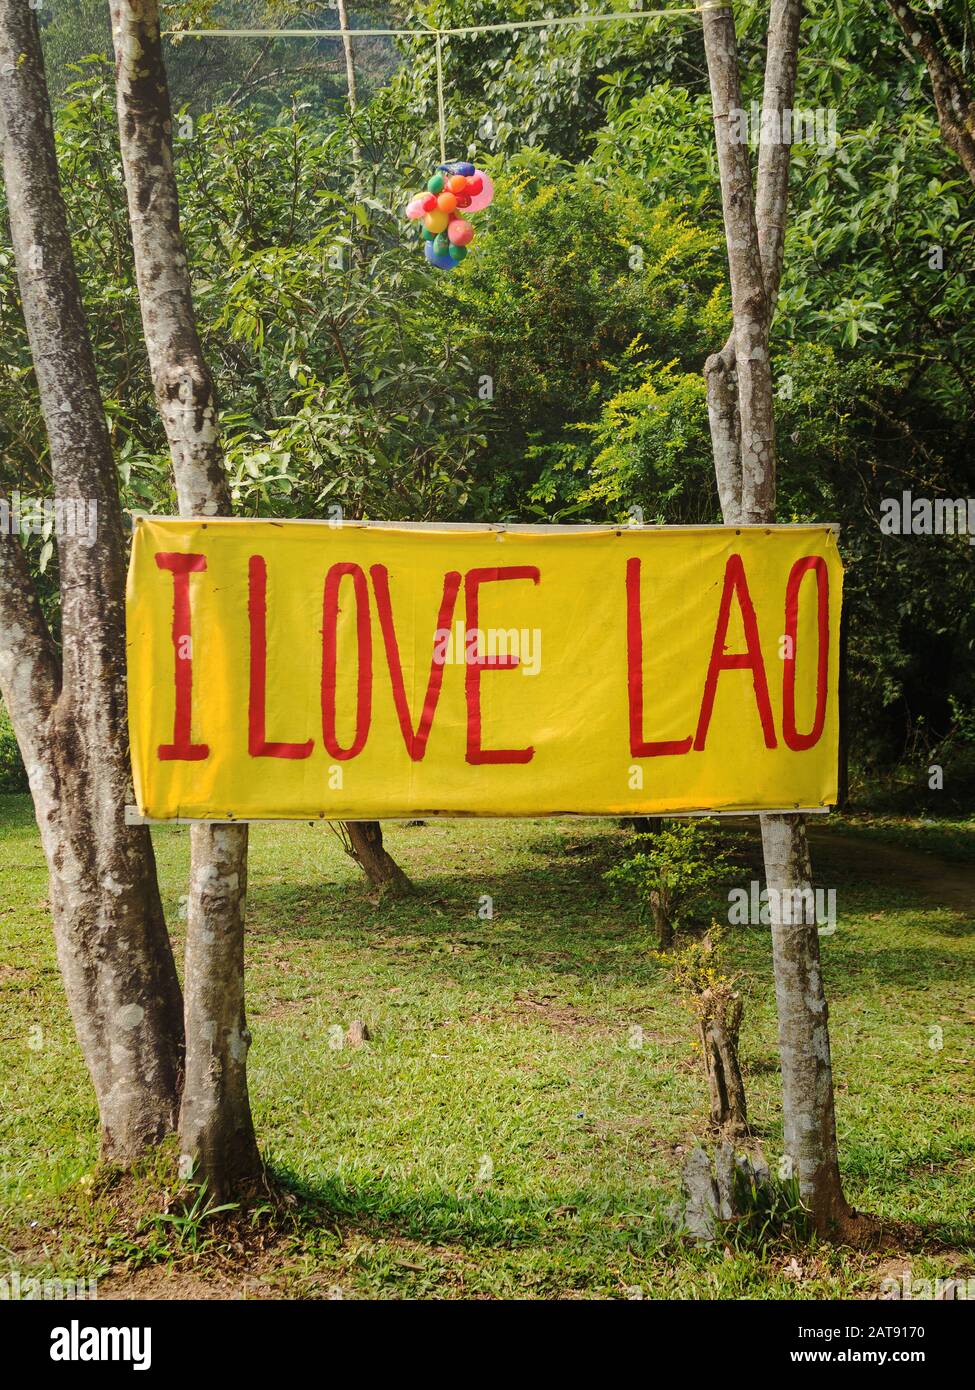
[0,82,486,523]
[605,819,732,945]
[441,161,727,516]
[392,0,717,163]
[578,359,715,523]
[0,703,27,795]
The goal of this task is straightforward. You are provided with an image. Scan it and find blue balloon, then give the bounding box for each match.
[440,160,476,177]
[424,240,456,271]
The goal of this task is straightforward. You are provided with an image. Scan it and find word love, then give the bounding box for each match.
[153,549,830,769]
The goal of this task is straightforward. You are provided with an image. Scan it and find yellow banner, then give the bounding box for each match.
[126,519,842,820]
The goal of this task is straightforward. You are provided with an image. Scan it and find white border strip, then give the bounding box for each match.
[126,807,831,826]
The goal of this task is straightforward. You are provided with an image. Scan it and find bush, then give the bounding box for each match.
[0,702,28,793]
[605,819,731,950]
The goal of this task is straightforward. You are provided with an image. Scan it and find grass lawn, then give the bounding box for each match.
[0,793,972,1299]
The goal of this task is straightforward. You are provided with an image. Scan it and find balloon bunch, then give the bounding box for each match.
[405,161,495,270]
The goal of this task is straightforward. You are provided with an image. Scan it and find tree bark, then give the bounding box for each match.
[651,892,673,951]
[704,0,802,509]
[702,7,774,523]
[337,0,358,116]
[701,1,856,1236]
[109,0,261,1198]
[0,0,183,1160]
[700,990,748,1138]
[345,821,413,897]
[761,816,849,1228]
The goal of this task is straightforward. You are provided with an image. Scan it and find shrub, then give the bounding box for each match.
[604,818,731,950]
[0,702,28,793]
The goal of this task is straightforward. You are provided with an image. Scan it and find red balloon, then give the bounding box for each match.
[455,192,472,208]
[448,218,474,246]
[467,175,483,196]
[421,193,439,212]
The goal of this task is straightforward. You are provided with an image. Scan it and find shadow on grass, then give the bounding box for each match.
[269,1165,676,1254]
[246,862,671,993]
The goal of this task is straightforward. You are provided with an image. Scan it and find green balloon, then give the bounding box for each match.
[433,232,450,255]
[427,173,445,194]
[448,243,468,261]
[422,226,436,241]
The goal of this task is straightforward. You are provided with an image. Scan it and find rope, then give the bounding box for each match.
[162,4,733,165]
[434,30,447,165]
[163,6,731,42]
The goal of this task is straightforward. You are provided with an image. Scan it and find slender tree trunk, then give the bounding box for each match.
[337,0,358,116]
[884,2,975,186]
[701,2,858,1236]
[327,4,411,891]
[0,0,183,1160]
[761,816,849,1227]
[700,991,748,1137]
[651,892,673,951]
[109,0,261,1198]
[344,822,412,897]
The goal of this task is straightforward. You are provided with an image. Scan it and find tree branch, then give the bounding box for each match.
[885,0,975,185]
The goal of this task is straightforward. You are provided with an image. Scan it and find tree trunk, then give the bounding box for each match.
[700,992,748,1137]
[345,821,413,898]
[109,0,261,1196]
[884,2,975,187]
[651,892,673,951]
[701,1,857,1236]
[178,824,259,1199]
[761,817,849,1227]
[0,0,183,1160]
[337,0,358,116]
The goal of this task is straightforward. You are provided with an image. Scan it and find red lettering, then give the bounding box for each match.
[248,556,313,760]
[626,558,693,757]
[370,564,462,761]
[694,553,776,750]
[155,551,208,761]
[321,563,372,760]
[464,566,539,765]
[782,556,829,751]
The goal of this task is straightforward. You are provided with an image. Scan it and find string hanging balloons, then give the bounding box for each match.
[405,161,495,270]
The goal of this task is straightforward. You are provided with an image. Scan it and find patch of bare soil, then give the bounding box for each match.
[95,1265,281,1300]
[811,828,975,916]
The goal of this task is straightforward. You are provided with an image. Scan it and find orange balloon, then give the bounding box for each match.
[437,191,458,214]
[448,175,467,194]
[424,210,449,234]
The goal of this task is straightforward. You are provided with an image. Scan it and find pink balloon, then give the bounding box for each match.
[406,197,426,220]
[448,218,474,246]
[465,170,494,213]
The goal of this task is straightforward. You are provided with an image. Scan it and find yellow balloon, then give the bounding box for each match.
[424,210,449,234]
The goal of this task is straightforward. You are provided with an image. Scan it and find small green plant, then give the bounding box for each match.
[604,818,732,949]
[151,1183,240,1256]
